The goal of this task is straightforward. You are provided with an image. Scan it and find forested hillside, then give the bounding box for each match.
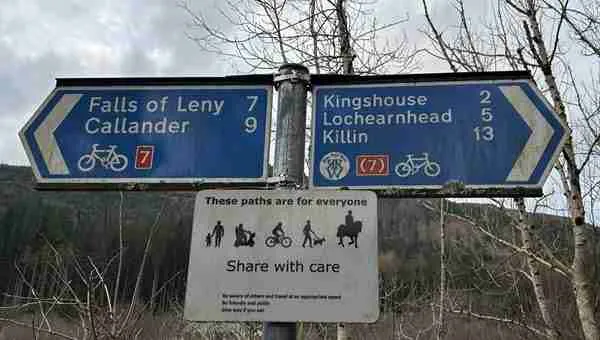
[0,165,192,312]
[0,164,597,339]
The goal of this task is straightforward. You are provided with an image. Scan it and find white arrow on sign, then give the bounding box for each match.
[500,86,554,182]
[33,94,82,175]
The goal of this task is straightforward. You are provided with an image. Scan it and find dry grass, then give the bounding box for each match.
[0,309,550,340]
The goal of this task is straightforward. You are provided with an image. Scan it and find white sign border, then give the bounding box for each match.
[19,85,273,184]
[184,189,380,323]
[309,78,568,190]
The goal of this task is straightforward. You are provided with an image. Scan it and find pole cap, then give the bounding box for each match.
[274,63,310,88]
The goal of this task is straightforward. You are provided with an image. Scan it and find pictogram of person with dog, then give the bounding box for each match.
[301,220,326,248]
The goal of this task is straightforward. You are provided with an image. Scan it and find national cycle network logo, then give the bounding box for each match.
[319,152,350,181]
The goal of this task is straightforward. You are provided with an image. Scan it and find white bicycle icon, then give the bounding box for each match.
[395,153,441,177]
[77,144,128,172]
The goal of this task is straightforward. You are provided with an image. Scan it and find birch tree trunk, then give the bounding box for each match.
[523,2,599,338]
[150,259,159,312]
[436,199,446,340]
[515,198,559,340]
[421,0,599,337]
[336,0,353,75]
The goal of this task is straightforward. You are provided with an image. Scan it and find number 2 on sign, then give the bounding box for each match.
[480,90,491,104]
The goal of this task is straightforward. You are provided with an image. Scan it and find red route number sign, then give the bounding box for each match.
[135,145,155,170]
[356,155,388,176]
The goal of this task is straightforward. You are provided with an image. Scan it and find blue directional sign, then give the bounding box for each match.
[20,79,272,187]
[310,76,567,193]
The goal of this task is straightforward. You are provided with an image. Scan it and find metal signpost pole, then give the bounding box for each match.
[263,63,309,340]
[272,64,310,186]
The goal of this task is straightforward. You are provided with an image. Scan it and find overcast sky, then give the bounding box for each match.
[0,0,489,166]
[1,0,228,165]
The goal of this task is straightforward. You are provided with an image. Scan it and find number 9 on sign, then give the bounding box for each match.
[244,116,257,133]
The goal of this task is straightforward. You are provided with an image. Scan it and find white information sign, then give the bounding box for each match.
[184,189,378,322]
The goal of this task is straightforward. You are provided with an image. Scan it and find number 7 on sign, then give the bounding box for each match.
[246,96,258,112]
[135,145,155,170]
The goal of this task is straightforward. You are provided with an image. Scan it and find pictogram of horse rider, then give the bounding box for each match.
[337,210,362,248]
